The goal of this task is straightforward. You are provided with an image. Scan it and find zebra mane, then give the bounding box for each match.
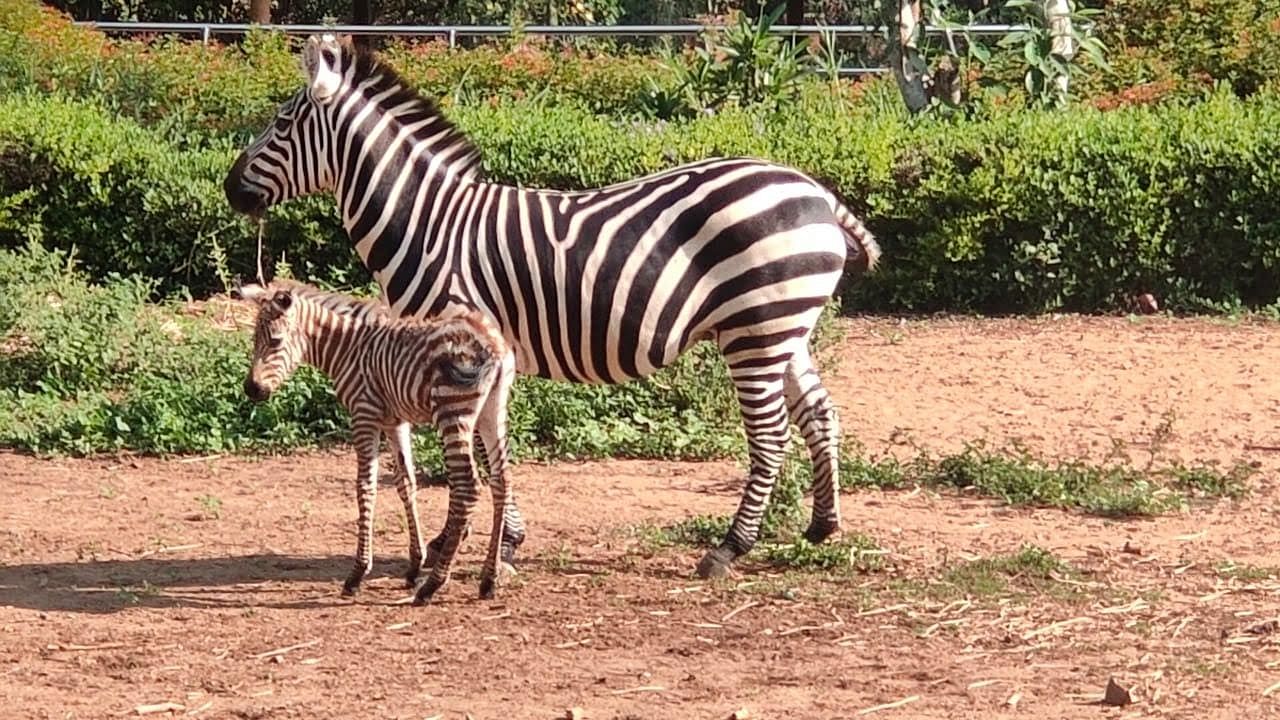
[346,43,485,182]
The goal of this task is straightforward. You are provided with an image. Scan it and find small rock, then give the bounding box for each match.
[1136,293,1159,314]
[564,708,584,720]
[1122,540,1142,555]
[728,710,750,720]
[1103,677,1134,707]
[1246,619,1280,636]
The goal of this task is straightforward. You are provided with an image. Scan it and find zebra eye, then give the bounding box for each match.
[273,115,292,132]
[322,48,338,67]
[268,336,284,350]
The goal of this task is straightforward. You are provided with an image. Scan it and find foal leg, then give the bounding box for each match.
[476,360,515,599]
[387,422,427,586]
[413,419,480,605]
[696,350,792,579]
[784,351,843,544]
[343,422,381,596]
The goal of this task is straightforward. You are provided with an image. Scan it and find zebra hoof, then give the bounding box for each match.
[695,547,737,579]
[412,577,445,606]
[500,542,520,569]
[803,518,841,545]
[478,576,496,600]
[341,573,364,597]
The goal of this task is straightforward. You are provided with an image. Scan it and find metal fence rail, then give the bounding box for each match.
[74,21,1021,77]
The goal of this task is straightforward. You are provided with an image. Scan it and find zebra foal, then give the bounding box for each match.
[237,280,515,603]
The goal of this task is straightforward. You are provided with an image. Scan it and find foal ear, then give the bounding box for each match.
[270,289,294,312]
[235,283,268,303]
[301,34,345,103]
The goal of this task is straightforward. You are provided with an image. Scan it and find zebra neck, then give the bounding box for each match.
[334,124,476,279]
[302,308,377,381]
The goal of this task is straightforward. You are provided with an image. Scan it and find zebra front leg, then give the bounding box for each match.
[343,423,382,596]
[696,361,791,579]
[784,353,843,544]
[388,422,427,586]
[413,421,480,605]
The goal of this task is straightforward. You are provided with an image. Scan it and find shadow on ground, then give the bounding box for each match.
[0,553,413,614]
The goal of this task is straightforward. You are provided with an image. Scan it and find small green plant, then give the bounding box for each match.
[115,580,161,605]
[1165,462,1253,500]
[658,6,816,116]
[545,542,574,571]
[195,494,222,520]
[759,535,883,573]
[997,0,1109,107]
[918,544,1079,601]
[1216,562,1276,581]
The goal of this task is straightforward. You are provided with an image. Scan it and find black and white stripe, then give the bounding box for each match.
[225,34,882,579]
[238,280,516,603]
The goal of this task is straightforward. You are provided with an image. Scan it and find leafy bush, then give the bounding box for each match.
[0,243,347,454]
[1097,0,1280,99]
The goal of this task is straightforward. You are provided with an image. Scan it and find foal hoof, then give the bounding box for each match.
[803,518,841,545]
[341,576,363,597]
[478,563,516,600]
[695,547,737,580]
[404,562,424,588]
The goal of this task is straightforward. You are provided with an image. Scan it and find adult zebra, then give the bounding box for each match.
[224,34,882,580]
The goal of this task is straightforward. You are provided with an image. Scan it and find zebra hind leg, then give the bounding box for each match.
[696,356,791,579]
[784,353,842,544]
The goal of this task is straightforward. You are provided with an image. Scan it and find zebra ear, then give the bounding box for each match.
[301,34,344,103]
[271,290,294,312]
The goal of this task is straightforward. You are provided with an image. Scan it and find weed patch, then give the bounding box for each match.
[900,545,1083,602]
[839,443,1249,517]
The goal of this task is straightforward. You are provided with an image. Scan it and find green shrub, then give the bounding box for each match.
[1098,0,1280,98]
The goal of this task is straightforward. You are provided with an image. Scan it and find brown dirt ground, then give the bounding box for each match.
[3,315,1280,719]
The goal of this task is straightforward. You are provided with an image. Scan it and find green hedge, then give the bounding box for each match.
[0,0,672,140]
[3,91,1279,312]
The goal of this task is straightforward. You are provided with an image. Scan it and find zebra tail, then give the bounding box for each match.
[833,201,882,273]
[437,345,495,387]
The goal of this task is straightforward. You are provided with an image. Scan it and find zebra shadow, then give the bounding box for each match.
[0,553,412,614]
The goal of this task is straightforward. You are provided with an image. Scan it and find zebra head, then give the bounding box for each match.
[223,34,350,216]
[238,283,306,402]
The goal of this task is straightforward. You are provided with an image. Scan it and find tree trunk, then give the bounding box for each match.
[352,0,374,48]
[883,0,928,113]
[353,0,373,25]
[786,0,803,24]
[1046,0,1076,102]
[248,0,270,24]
